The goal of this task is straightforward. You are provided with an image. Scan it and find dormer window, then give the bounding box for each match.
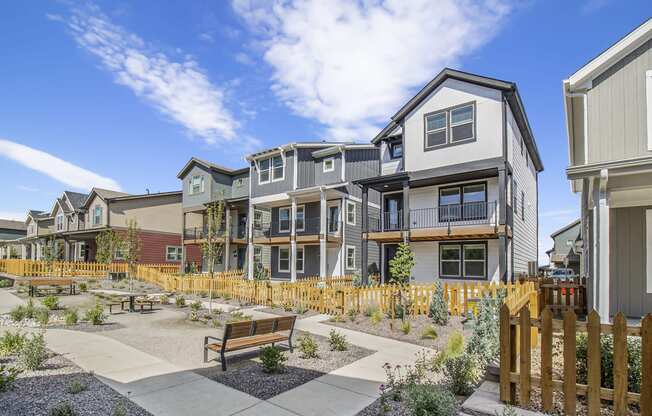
[425,102,476,150]
[56,214,64,231]
[189,175,205,195]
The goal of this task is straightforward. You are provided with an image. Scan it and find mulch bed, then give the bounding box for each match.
[255,306,320,320]
[356,396,408,416]
[0,350,151,416]
[195,331,374,400]
[325,314,469,350]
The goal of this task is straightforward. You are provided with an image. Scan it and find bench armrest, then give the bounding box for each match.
[204,335,221,344]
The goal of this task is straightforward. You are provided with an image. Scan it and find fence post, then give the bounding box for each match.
[641,314,652,416]
[612,312,628,416]
[563,310,577,416]
[499,304,515,403]
[587,310,601,416]
[540,308,553,412]
[519,306,531,406]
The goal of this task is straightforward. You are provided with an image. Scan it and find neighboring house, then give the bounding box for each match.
[47,191,89,261]
[19,210,54,260]
[0,219,27,259]
[246,142,381,280]
[177,157,250,273]
[563,18,652,318]
[546,219,581,274]
[356,68,543,284]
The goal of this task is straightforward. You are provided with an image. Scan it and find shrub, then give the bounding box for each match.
[576,333,641,393]
[0,279,13,288]
[42,295,60,310]
[175,296,186,307]
[18,332,47,371]
[67,379,87,394]
[259,345,287,373]
[382,351,432,400]
[442,352,483,395]
[421,325,438,340]
[466,295,502,366]
[328,314,345,323]
[159,294,169,305]
[48,402,77,416]
[190,300,202,312]
[0,364,22,391]
[0,331,26,357]
[429,281,449,326]
[400,320,411,335]
[78,282,88,292]
[64,309,79,326]
[405,384,457,416]
[227,311,252,323]
[35,308,50,326]
[363,305,378,317]
[298,334,319,359]
[282,300,294,312]
[432,330,465,371]
[24,299,37,319]
[112,402,127,416]
[294,304,308,315]
[212,307,223,315]
[84,303,106,325]
[370,309,384,325]
[328,330,348,351]
[346,308,358,322]
[9,305,27,322]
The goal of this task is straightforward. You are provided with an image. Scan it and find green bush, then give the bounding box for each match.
[84,303,106,325]
[18,332,47,371]
[159,294,169,305]
[48,401,77,416]
[64,309,79,326]
[67,379,88,394]
[0,364,22,392]
[363,305,378,317]
[35,308,50,326]
[421,325,438,340]
[9,305,27,322]
[112,402,127,416]
[400,320,411,335]
[405,384,457,416]
[346,308,358,321]
[466,295,502,366]
[370,309,384,325]
[0,279,13,288]
[0,331,26,357]
[442,352,483,396]
[24,299,37,319]
[78,282,88,292]
[190,300,202,312]
[294,304,308,315]
[328,330,348,351]
[298,333,319,359]
[432,331,465,371]
[42,295,60,310]
[227,311,252,323]
[259,345,287,373]
[175,296,186,307]
[429,281,449,325]
[576,333,641,393]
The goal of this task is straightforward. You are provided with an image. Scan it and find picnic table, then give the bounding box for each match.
[28,278,76,297]
[105,292,156,313]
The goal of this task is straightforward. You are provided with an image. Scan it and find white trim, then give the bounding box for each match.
[646,209,652,293]
[346,194,381,210]
[346,201,356,225]
[295,204,305,232]
[296,245,304,273]
[166,245,183,262]
[257,158,270,184]
[274,153,286,182]
[278,246,291,272]
[278,207,291,233]
[250,193,290,205]
[189,175,205,195]
[340,149,346,182]
[345,245,356,270]
[323,157,335,173]
[292,145,298,190]
[646,70,652,151]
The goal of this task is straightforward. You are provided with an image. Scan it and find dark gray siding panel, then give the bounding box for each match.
[297,149,316,189]
[315,153,343,186]
[298,202,321,235]
[367,206,381,274]
[211,171,234,200]
[231,172,249,199]
[345,149,380,182]
[251,150,295,197]
[610,206,652,318]
[181,165,213,209]
[303,245,320,276]
[270,246,290,280]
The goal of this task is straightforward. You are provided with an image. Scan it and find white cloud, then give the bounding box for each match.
[16,185,39,192]
[540,208,579,219]
[62,5,239,144]
[199,32,215,43]
[0,139,122,191]
[235,52,255,66]
[0,211,27,222]
[232,0,511,140]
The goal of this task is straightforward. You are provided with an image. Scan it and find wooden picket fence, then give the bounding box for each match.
[537,276,588,317]
[501,303,652,415]
[0,259,179,278]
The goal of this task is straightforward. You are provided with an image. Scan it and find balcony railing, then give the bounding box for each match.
[252,215,342,238]
[184,223,227,240]
[369,210,403,232]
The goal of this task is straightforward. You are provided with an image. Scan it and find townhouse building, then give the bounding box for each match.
[563,18,652,318]
[0,219,27,259]
[356,69,543,284]
[246,143,381,281]
[21,210,54,260]
[177,158,250,272]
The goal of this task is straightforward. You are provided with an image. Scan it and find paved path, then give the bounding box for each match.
[0,288,25,314]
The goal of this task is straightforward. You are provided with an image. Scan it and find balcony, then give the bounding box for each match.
[252,215,343,244]
[183,222,227,242]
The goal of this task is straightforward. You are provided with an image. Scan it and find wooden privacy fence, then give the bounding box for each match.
[501,306,652,416]
[0,259,180,278]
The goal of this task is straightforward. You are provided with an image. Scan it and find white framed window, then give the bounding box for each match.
[440,244,461,277]
[114,247,126,261]
[323,157,335,172]
[462,244,486,278]
[440,243,487,279]
[521,191,525,221]
[425,102,476,149]
[425,111,447,148]
[56,214,64,231]
[253,209,263,228]
[278,207,291,233]
[272,155,284,181]
[258,158,270,184]
[346,245,356,270]
[258,155,285,184]
[278,247,290,272]
[189,175,205,195]
[254,245,263,265]
[449,104,474,143]
[295,205,305,231]
[92,205,102,225]
[346,201,356,225]
[166,246,183,261]
[512,180,519,217]
[296,246,304,273]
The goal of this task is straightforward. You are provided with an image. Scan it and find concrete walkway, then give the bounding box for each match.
[0,288,25,314]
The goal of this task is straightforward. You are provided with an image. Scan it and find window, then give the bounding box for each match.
[278,247,290,272]
[323,157,335,172]
[92,206,102,225]
[425,102,475,149]
[254,210,263,228]
[253,246,262,265]
[166,246,183,261]
[258,158,270,184]
[189,175,204,194]
[346,201,356,225]
[114,247,126,261]
[56,214,64,231]
[438,183,487,221]
[258,155,284,183]
[440,242,487,279]
[512,180,519,217]
[296,205,305,231]
[389,141,403,159]
[272,155,284,180]
[296,247,304,272]
[346,245,356,270]
[278,207,290,232]
[521,191,525,221]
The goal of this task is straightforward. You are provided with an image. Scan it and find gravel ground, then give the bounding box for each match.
[255,306,320,320]
[325,314,469,350]
[0,351,151,416]
[195,331,375,400]
[355,396,408,416]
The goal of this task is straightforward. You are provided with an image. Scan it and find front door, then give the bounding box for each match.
[237,247,246,269]
[384,244,399,284]
[238,214,247,239]
[328,205,340,233]
[384,195,403,231]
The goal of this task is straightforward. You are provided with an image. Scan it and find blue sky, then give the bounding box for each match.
[0,0,649,262]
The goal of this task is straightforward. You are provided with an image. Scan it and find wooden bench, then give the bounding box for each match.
[203,315,296,371]
[28,279,75,297]
[106,298,155,314]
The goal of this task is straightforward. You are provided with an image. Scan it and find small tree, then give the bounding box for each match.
[41,237,63,276]
[388,242,415,321]
[202,199,226,312]
[9,246,18,259]
[123,219,141,292]
[95,229,123,279]
[429,280,449,326]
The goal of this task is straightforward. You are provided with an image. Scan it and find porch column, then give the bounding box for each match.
[594,170,610,321]
[21,244,27,260]
[340,196,346,276]
[290,197,297,282]
[247,202,254,280]
[224,205,231,270]
[319,189,327,279]
[402,180,410,243]
[361,186,369,284]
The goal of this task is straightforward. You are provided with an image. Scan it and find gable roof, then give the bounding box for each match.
[64,191,89,210]
[550,219,581,239]
[371,67,543,172]
[176,157,248,179]
[81,188,131,209]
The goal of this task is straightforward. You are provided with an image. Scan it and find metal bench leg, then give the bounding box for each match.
[220,351,227,371]
[288,338,293,353]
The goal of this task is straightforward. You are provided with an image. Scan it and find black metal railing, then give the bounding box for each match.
[368,210,403,232]
[410,201,497,229]
[184,222,227,240]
